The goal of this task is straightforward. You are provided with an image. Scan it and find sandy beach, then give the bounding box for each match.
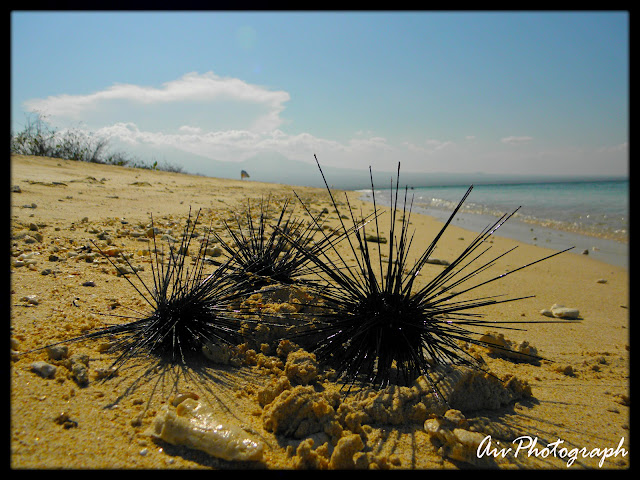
[10,154,629,469]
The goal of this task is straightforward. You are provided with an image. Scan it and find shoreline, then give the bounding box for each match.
[358,193,628,270]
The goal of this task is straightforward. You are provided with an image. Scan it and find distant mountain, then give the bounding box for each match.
[113,143,625,190]
[126,147,377,188]
[196,152,624,190]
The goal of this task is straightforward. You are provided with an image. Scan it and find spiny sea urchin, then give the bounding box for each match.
[28,208,264,374]
[212,195,347,292]
[280,156,573,392]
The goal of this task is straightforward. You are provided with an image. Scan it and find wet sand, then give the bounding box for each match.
[10,154,629,469]
[359,193,628,269]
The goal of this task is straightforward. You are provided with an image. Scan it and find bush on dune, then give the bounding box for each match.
[11,113,182,173]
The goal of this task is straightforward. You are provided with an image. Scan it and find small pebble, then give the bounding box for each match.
[364,234,387,244]
[596,278,608,284]
[31,361,57,379]
[145,226,159,238]
[555,364,574,376]
[103,247,121,257]
[161,234,178,243]
[46,345,69,361]
[205,245,223,257]
[20,295,39,305]
[82,281,96,287]
[426,257,450,266]
[69,353,90,386]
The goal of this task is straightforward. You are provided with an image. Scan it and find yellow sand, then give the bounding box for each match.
[10,154,629,469]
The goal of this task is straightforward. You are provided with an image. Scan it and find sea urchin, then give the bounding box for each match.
[212,195,352,292]
[280,156,573,392]
[29,208,262,374]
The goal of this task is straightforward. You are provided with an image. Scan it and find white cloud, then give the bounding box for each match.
[27,71,289,108]
[95,122,142,145]
[96,123,398,167]
[23,71,290,133]
[20,73,628,177]
[501,135,534,145]
[178,125,202,134]
[61,119,633,177]
[21,71,457,171]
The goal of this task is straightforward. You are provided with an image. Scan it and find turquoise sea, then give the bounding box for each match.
[358,179,629,267]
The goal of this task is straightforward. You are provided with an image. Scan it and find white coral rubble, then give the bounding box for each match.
[146,398,264,462]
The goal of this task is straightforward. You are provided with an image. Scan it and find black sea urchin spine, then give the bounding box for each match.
[30,209,262,373]
[280,156,573,391]
[212,195,351,292]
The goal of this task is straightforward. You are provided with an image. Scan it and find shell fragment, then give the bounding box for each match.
[146,398,264,462]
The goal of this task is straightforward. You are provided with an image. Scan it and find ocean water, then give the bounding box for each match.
[358,179,629,267]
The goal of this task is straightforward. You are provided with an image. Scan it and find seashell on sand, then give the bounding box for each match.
[550,303,580,319]
[146,398,264,462]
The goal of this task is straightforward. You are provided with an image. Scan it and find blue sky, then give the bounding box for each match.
[11,11,629,179]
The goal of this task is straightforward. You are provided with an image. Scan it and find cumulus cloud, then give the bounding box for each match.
[501,135,533,145]
[22,71,415,170]
[178,125,202,134]
[96,122,400,168]
[23,71,290,133]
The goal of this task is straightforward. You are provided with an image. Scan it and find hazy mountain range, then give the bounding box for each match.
[127,145,625,190]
